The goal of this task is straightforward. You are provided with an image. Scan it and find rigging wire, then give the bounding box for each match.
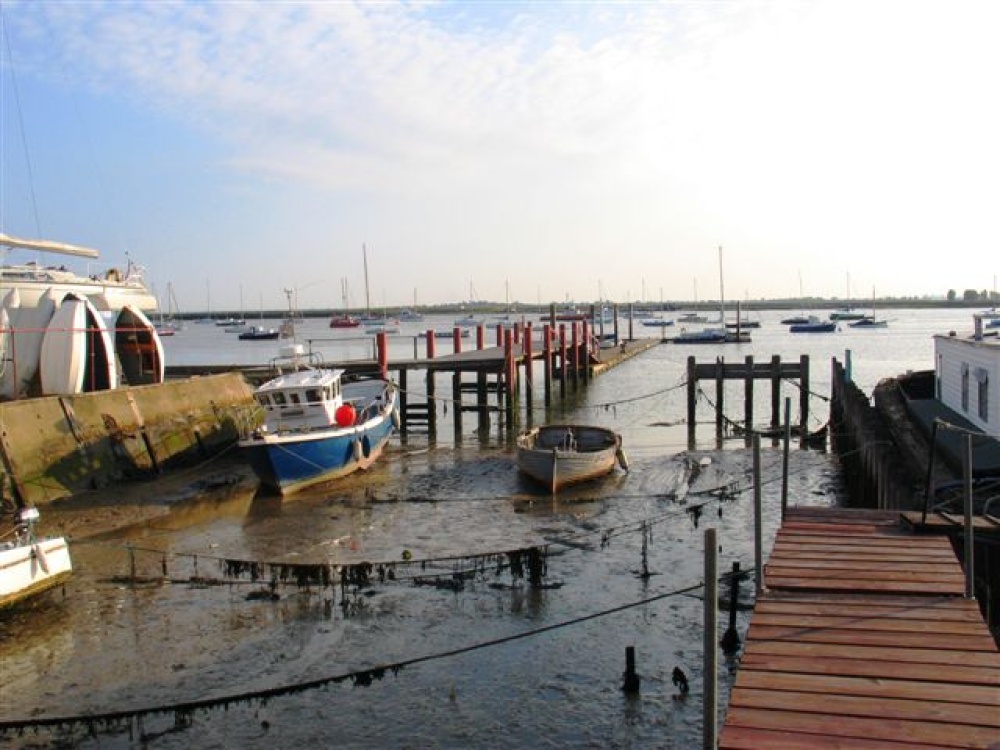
[1,11,42,237]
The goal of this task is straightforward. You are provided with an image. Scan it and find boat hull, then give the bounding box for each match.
[0,537,73,609]
[0,271,157,312]
[517,424,623,493]
[240,388,398,495]
[790,322,838,333]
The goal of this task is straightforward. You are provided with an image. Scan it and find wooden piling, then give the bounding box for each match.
[704,526,719,750]
[622,645,641,694]
[523,322,534,412]
[543,324,553,407]
[559,325,568,399]
[715,357,725,446]
[687,356,697,449]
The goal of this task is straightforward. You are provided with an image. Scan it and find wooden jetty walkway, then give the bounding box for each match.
[720,507,1000,749]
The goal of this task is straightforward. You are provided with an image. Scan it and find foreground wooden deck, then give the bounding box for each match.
[720,508,1000,749]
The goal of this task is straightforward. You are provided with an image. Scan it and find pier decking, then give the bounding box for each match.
[720,507,1000,749]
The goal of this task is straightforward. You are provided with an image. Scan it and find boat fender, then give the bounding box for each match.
[616,448,630,472]
[336,404,357,427]
[391,408,401,430]
[33,543,50,574]
[353,439,363,461]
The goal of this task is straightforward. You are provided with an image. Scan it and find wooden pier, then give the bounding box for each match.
[167,319,660,437]
[720,507,1000,749]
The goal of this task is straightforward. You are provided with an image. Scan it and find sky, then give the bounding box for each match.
[2,1,998,313]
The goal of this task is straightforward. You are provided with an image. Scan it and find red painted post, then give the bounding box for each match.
[543,323,553,406]
[523,322,534,409]
[376,331,388,378]
[513,322,520,345]
[571,321,580,387]
[559,323,568,398]
[425,330,436,360]
[476,324,485,350]
[495,323,503,347]
[581,320,591,382]
[453,326,463,353]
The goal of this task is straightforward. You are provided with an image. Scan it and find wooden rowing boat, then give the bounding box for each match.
[516,424,627,493]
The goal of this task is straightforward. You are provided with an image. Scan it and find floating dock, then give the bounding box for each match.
[720,507,1000,749]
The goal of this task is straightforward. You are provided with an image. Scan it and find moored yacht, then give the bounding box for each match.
[1,233,157,312]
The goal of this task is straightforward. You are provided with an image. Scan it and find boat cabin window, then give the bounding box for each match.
[273,392,287,405]
[306,388,323,403]
[289,393,301,405]
[256,394,270,407]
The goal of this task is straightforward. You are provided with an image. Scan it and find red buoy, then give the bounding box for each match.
[335,404,356,427]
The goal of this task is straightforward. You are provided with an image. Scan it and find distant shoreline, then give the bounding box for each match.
[176,299,999,322]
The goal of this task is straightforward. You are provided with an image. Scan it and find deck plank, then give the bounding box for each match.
[723,707,1000,748]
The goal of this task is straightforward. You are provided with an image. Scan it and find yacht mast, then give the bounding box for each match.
[362,244,371,316]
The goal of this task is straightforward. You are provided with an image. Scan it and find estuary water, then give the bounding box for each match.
[0,307,979,749]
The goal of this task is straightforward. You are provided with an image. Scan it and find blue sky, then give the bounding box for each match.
[2,1,998,313]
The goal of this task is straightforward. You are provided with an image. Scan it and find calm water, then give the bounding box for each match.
[0,308,977,748]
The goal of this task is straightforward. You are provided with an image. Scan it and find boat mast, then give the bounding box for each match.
[718,246,725,324]
[362,243,371,317]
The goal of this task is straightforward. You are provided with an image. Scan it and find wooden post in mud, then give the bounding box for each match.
[770,354,781,429]
[622,646,640,693]
[476,370,490,434]
[721,561,742,655]
[581,320,591,383]
[571,322,580,389]
[451,324,464,435]
[452,368,462,437]
[744,355,754,446]
[704,527,718,749]
[799,354,810,446]
[476,324,485,350]
[504,330,517,428]
[543,324,553,407]
[753,435,763,597]
[398,367,409,435]
[559,324,568,399]
[523,322,534,414]
[715,357,725,447]
[782,398,791,521]
[687,356,697,449]
[426,332,438,438]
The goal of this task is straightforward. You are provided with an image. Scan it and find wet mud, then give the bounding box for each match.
[1,437,843,749]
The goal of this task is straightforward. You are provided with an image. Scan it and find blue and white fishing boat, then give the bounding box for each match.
[239,346,398,495]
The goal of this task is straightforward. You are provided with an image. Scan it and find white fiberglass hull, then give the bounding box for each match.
[0,537,73,608]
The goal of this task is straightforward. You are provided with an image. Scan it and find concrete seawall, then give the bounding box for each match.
[0,373,255,507]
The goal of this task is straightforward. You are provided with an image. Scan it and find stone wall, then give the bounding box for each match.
[0,373,255,506]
